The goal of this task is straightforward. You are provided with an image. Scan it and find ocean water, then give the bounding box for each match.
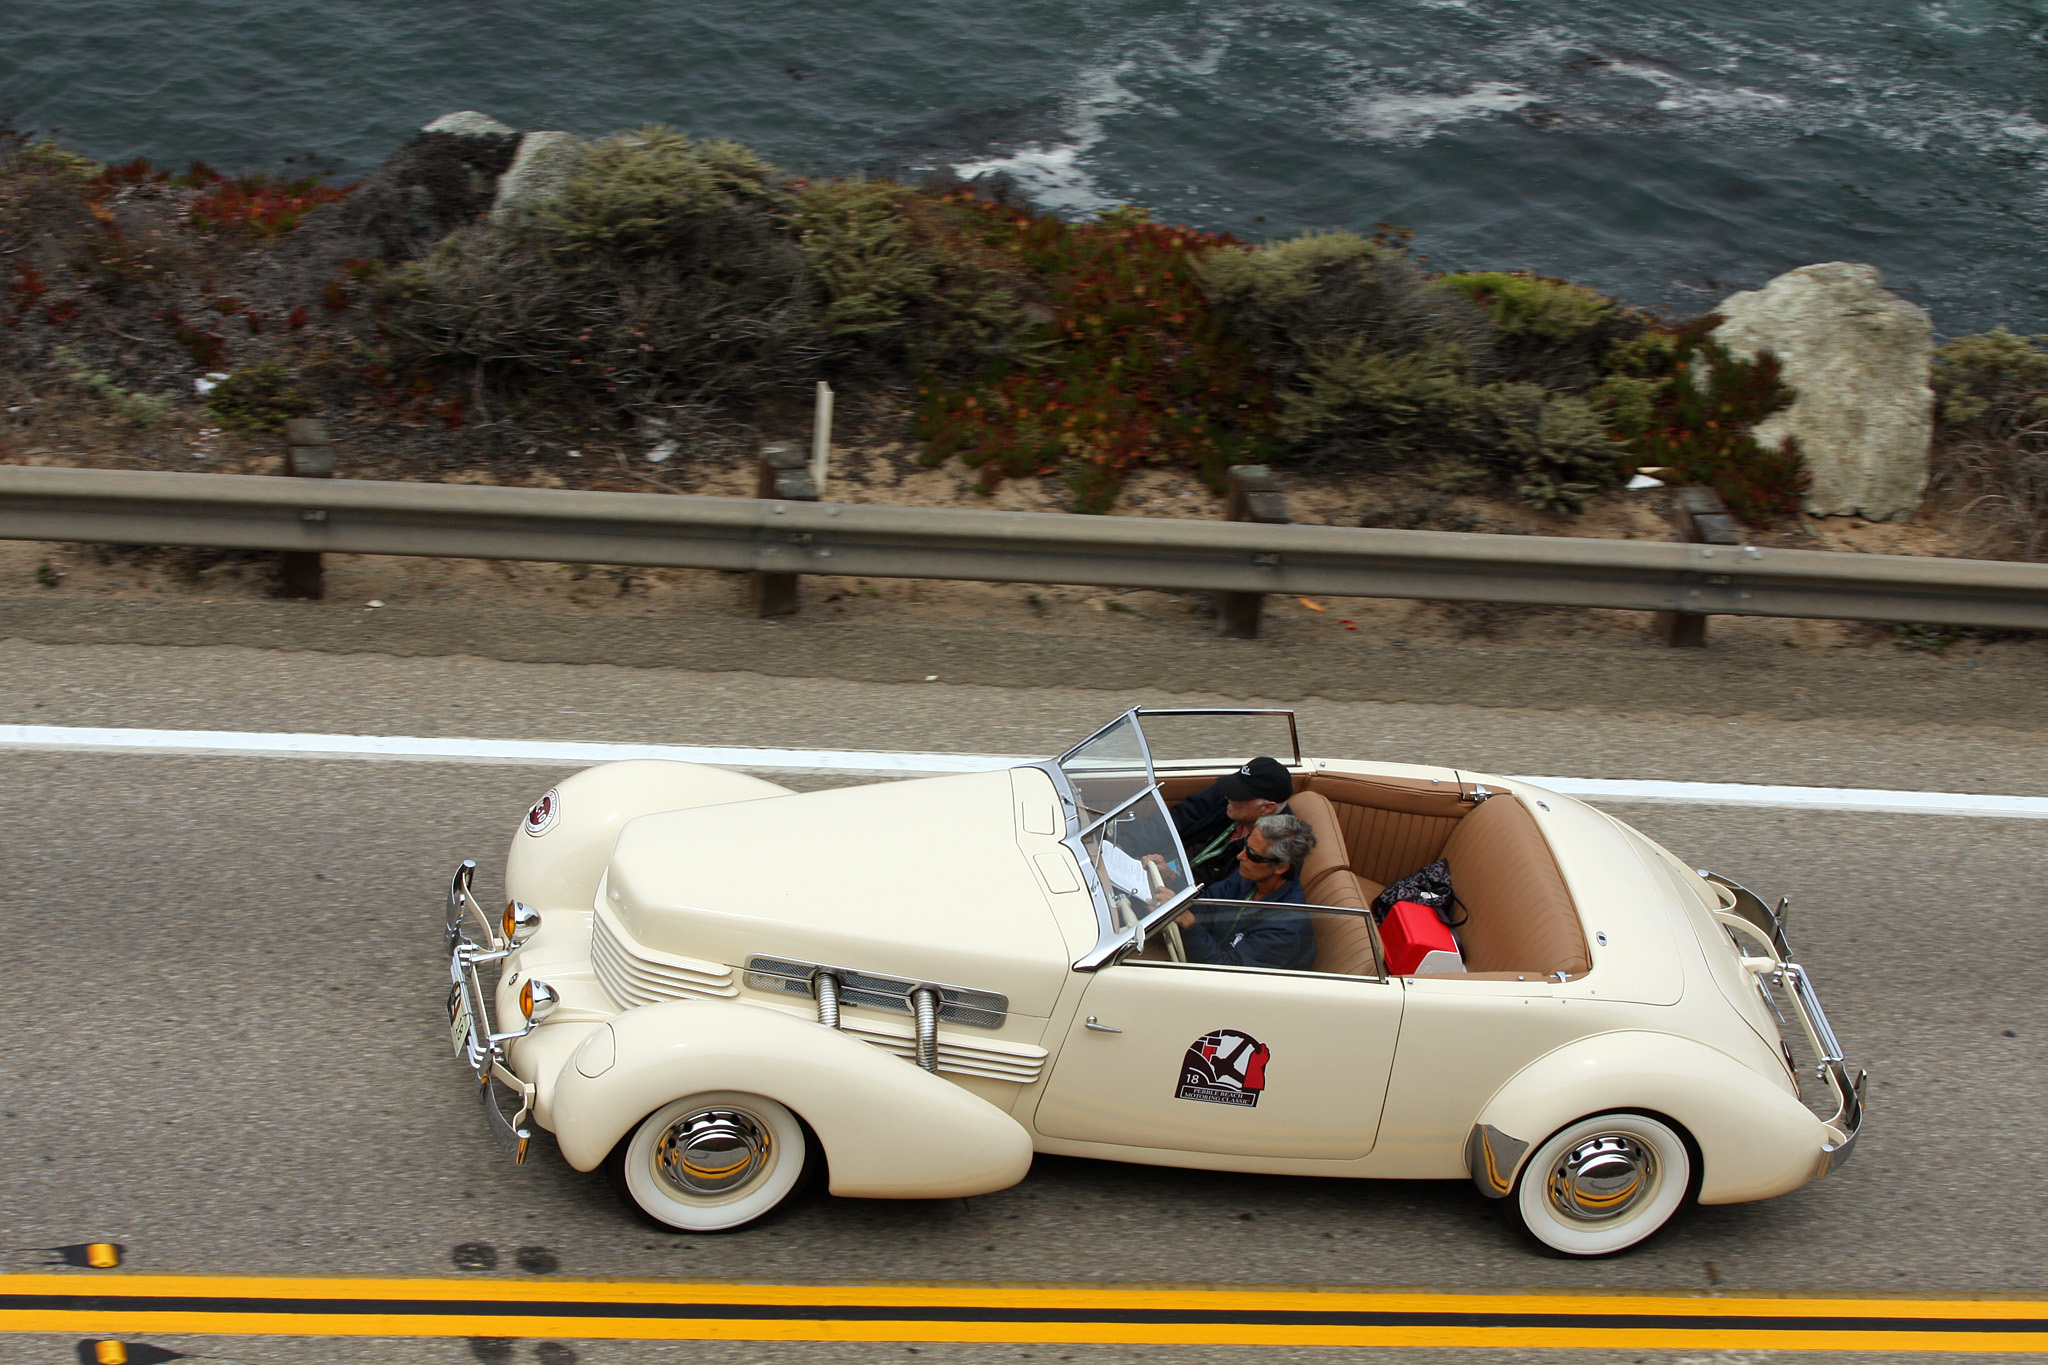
[5,0,2045,333]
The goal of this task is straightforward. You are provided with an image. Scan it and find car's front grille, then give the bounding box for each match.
[591,909,737,1007]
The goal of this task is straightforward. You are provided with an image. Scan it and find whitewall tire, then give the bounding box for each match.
[1514,1112,1691,1256]
[608,1091,808,1233]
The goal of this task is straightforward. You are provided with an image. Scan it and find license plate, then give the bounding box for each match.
[448,982,472,1056]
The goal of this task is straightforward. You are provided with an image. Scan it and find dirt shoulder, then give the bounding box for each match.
[5,414,2040,728]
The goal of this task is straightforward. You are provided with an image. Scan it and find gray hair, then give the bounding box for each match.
[1252,813,1315,875]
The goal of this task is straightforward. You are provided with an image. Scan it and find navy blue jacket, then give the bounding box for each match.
[1171,780,1292,886]
[1179,872,1317,970]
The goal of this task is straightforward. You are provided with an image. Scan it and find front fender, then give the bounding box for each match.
[1466,1030,1825,1206]
[551,1000,1035,1200]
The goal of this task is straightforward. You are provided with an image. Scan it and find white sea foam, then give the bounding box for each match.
[950,62,1141,214]
[1341,81,1539,143]
[1599,61,1791,116]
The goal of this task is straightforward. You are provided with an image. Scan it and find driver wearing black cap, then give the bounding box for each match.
[1146,756,1295,888]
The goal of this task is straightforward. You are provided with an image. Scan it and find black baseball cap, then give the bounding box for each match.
[1216,756,1293,804]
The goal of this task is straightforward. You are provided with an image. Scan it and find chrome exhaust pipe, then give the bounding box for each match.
[912,986,939,1072]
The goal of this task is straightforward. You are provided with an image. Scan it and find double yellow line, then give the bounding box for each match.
[7,1274,2047,1351]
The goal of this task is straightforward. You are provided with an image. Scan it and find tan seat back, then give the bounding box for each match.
[1304,868,1386,977]
[1439,795,1590,977]
[1277,790,1353,902]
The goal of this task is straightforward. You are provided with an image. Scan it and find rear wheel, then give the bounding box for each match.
[606,1091,808,1233]
[1514,1112,1691,1256]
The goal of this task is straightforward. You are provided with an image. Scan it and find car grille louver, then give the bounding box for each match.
[591,910,738,1007]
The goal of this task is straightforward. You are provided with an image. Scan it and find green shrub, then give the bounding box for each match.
[1931,328,2048,426]
[543,125,779,259]
[1441,272,1614,342]
[1929,329,2048,559]
[1197,230,1490,367]
[1441,271,1646,389]
[1197,232,1624,509]
[380,127,820,423]
[7,139,103,180]
[914,197,1277,510]
[204,361,315,432]
[786,179,934,340]
[53,346,172,425]
[1597,319,1807,523]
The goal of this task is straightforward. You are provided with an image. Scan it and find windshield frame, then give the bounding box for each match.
[1032,707,1302,971]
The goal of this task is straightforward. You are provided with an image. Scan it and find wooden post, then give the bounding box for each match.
[1652,485,1743,647]
[1216,465,1291,639]
[749,441,818,618]
[278,418,332,600]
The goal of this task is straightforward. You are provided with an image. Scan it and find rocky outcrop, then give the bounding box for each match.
[489,131,589,226]
[340,111,521,258]
[1713,263,1934,521]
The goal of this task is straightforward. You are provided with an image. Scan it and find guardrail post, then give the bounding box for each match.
[1652,485,1743,647]
[1217,464,1291,638]
[749,441,817,618]
[278,419,333,600]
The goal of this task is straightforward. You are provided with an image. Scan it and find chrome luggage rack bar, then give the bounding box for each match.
[1702,870,1867,1173]
[445,859,539,1164]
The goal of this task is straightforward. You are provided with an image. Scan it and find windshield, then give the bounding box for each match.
[1052,708,1299,968]
[1058,715,1188,933]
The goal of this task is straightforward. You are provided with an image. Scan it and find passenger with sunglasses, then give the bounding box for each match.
[1171,814,1318,970]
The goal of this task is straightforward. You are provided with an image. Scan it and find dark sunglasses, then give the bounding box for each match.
[1240,846,1285,865]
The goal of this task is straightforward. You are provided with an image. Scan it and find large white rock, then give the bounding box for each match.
[1712,262,1934,521]
[421,110,516,138]
[490,131,589,225]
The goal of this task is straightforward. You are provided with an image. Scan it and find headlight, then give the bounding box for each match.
[503,900,541,945]
[519,978,559,1024]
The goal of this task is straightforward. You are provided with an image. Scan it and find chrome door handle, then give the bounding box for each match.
[1084,1015,1122,1033]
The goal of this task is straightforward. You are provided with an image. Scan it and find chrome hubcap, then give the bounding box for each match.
[653,1108,773,1197]
[1546,1133,1657,1222]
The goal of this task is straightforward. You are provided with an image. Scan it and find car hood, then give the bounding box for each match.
[602,768,1076,1018]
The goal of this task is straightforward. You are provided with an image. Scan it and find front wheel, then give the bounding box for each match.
[606,1091,809,1232]
[1514,1112,1691,1256]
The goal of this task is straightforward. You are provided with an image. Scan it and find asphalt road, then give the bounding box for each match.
[2,639,2045,1365]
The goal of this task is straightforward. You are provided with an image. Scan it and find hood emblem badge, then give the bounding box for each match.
[523,788,561,836]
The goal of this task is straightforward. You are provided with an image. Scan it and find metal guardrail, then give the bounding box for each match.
[2,465,2045,629]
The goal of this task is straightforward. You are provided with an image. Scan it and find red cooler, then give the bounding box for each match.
[1381,899,1465,975]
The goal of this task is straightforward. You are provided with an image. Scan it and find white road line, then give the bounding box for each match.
[2,723,2044,818]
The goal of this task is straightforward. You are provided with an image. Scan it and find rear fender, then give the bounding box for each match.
[506,760,790,912]
[1466,1030,1825,1205]
[551,1000,1035,1199]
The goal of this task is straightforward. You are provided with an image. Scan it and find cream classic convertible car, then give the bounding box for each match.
[444,708,1864,1256]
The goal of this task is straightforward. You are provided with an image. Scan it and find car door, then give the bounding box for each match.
[1032,960,1404,1160]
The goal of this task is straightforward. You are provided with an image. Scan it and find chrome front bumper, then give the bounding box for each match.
[444,859,537,1164]
[1703,871,1868,1174]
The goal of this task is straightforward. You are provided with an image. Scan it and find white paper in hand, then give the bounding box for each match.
[1098,843,1152,901]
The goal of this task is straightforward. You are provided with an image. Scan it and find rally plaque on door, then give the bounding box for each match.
[1175,1028,1269,1108]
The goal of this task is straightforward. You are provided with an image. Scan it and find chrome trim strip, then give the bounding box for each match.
[743,955,1008,1028]
[1179,897,1391,982]
[1466,1123,1529,1198]
[1133,707,1302,768]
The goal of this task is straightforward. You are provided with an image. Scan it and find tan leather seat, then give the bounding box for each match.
[1438,795,1590,977]
[1278,790,1385,977]
[1282,790,1356,903]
